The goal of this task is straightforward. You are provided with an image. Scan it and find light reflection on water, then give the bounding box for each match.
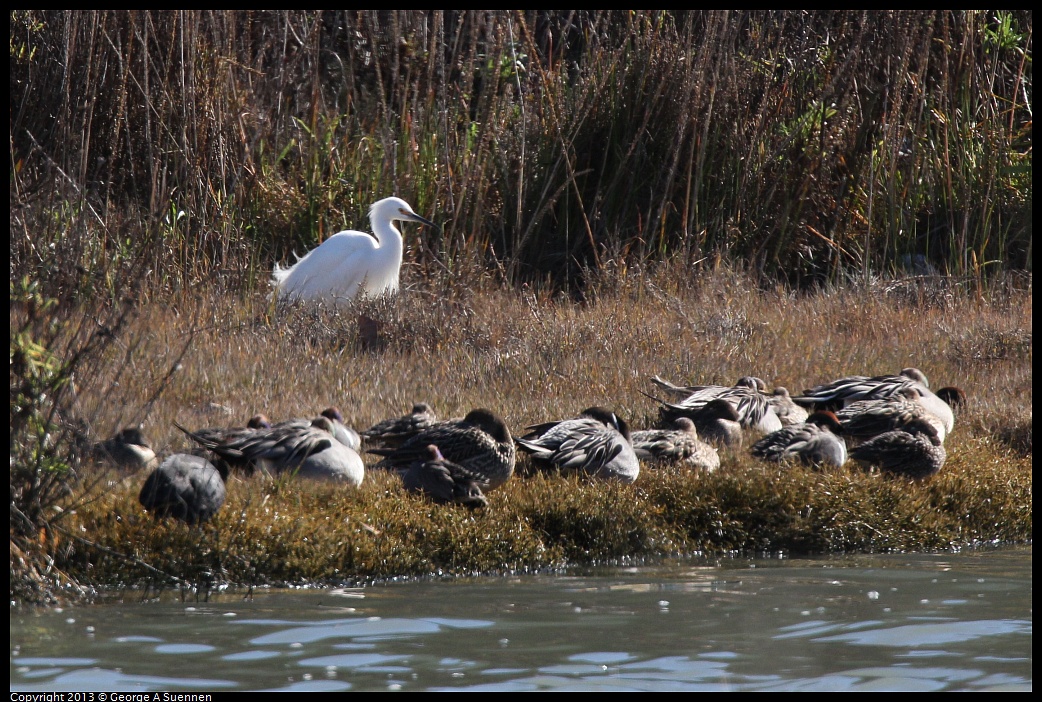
[10,546,1031,692]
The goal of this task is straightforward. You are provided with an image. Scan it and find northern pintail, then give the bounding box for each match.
[767,387,810,426]
[687,399,745,449]
[651,383,782,434]
[400,444,489,509]
[362,402,439,448]
[516,406,640,483]
[177,415,365,485]
[630,417,720,472]
[848,417,947,480]
[792,368,930,411]
[271,407,362,451]
[369,408,516,490]
[182,414,273,475]
[835,389,948,444]
[649,375,767,401]
[90,427,159,473]
[138,453,227,525]
[750,411,847,468]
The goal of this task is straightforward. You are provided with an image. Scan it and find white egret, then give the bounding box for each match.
[272,196,437,306]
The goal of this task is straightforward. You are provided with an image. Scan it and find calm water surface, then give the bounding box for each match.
[10,546,1031,692]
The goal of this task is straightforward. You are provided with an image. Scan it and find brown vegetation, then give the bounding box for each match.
[9,11,1032,604]
[12,264,1033,604]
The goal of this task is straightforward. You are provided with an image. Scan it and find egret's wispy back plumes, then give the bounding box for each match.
[273,197,436,307]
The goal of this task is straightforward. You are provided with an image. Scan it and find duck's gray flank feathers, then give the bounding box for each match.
[369,408,516,490]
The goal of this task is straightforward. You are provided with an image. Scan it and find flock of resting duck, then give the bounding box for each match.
[88,367,966,526]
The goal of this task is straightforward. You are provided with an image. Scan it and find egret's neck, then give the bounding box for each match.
[374,222,404,259]
[370,221,405,293]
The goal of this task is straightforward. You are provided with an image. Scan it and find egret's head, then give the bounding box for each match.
[370,197,438,229]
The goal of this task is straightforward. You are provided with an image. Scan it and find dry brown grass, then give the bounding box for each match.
[36,262,1030,600]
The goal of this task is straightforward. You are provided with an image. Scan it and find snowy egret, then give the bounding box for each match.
[370,408,516,490]
[516,406,640,483]
[139,454,227,525]
[272,196,437,306]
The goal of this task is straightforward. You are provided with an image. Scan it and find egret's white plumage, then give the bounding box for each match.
[272,196,436,306]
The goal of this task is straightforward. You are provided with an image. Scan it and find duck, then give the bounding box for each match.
[648,375,767,401]
[138,453,227,525]
[767,387,810,427]
[848,417,947,480]
[835,389,948,444]
[630,417,720,472]
[176,415,365,485]
[270,407,362,451]
[90,427,159,473]
[180,414,274,475]
[936,386,968,411]
[791,368,930,411]
[400,444,488,509]
[369,408,516,490]
[687,399,745,449]
[914,386,963,436]
[750,411,847,468]
[516,406,640,483]
[273,196,437,306]
[650,382,782,434]
[362,402,439,448]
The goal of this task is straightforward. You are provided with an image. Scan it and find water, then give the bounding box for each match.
[10,546,1031,692]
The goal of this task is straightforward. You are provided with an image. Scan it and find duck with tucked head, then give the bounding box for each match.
[369,408,516,490]
[90,427,159,473]
[631,417,719,472]
[516,406,640,483]
[139,453,227,525]
[750,411,847,468]
[400,444,489,509]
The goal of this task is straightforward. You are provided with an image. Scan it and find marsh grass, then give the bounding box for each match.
[17,262,1030,603]
[8,11,1032,604]
[10,11,1032,298]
